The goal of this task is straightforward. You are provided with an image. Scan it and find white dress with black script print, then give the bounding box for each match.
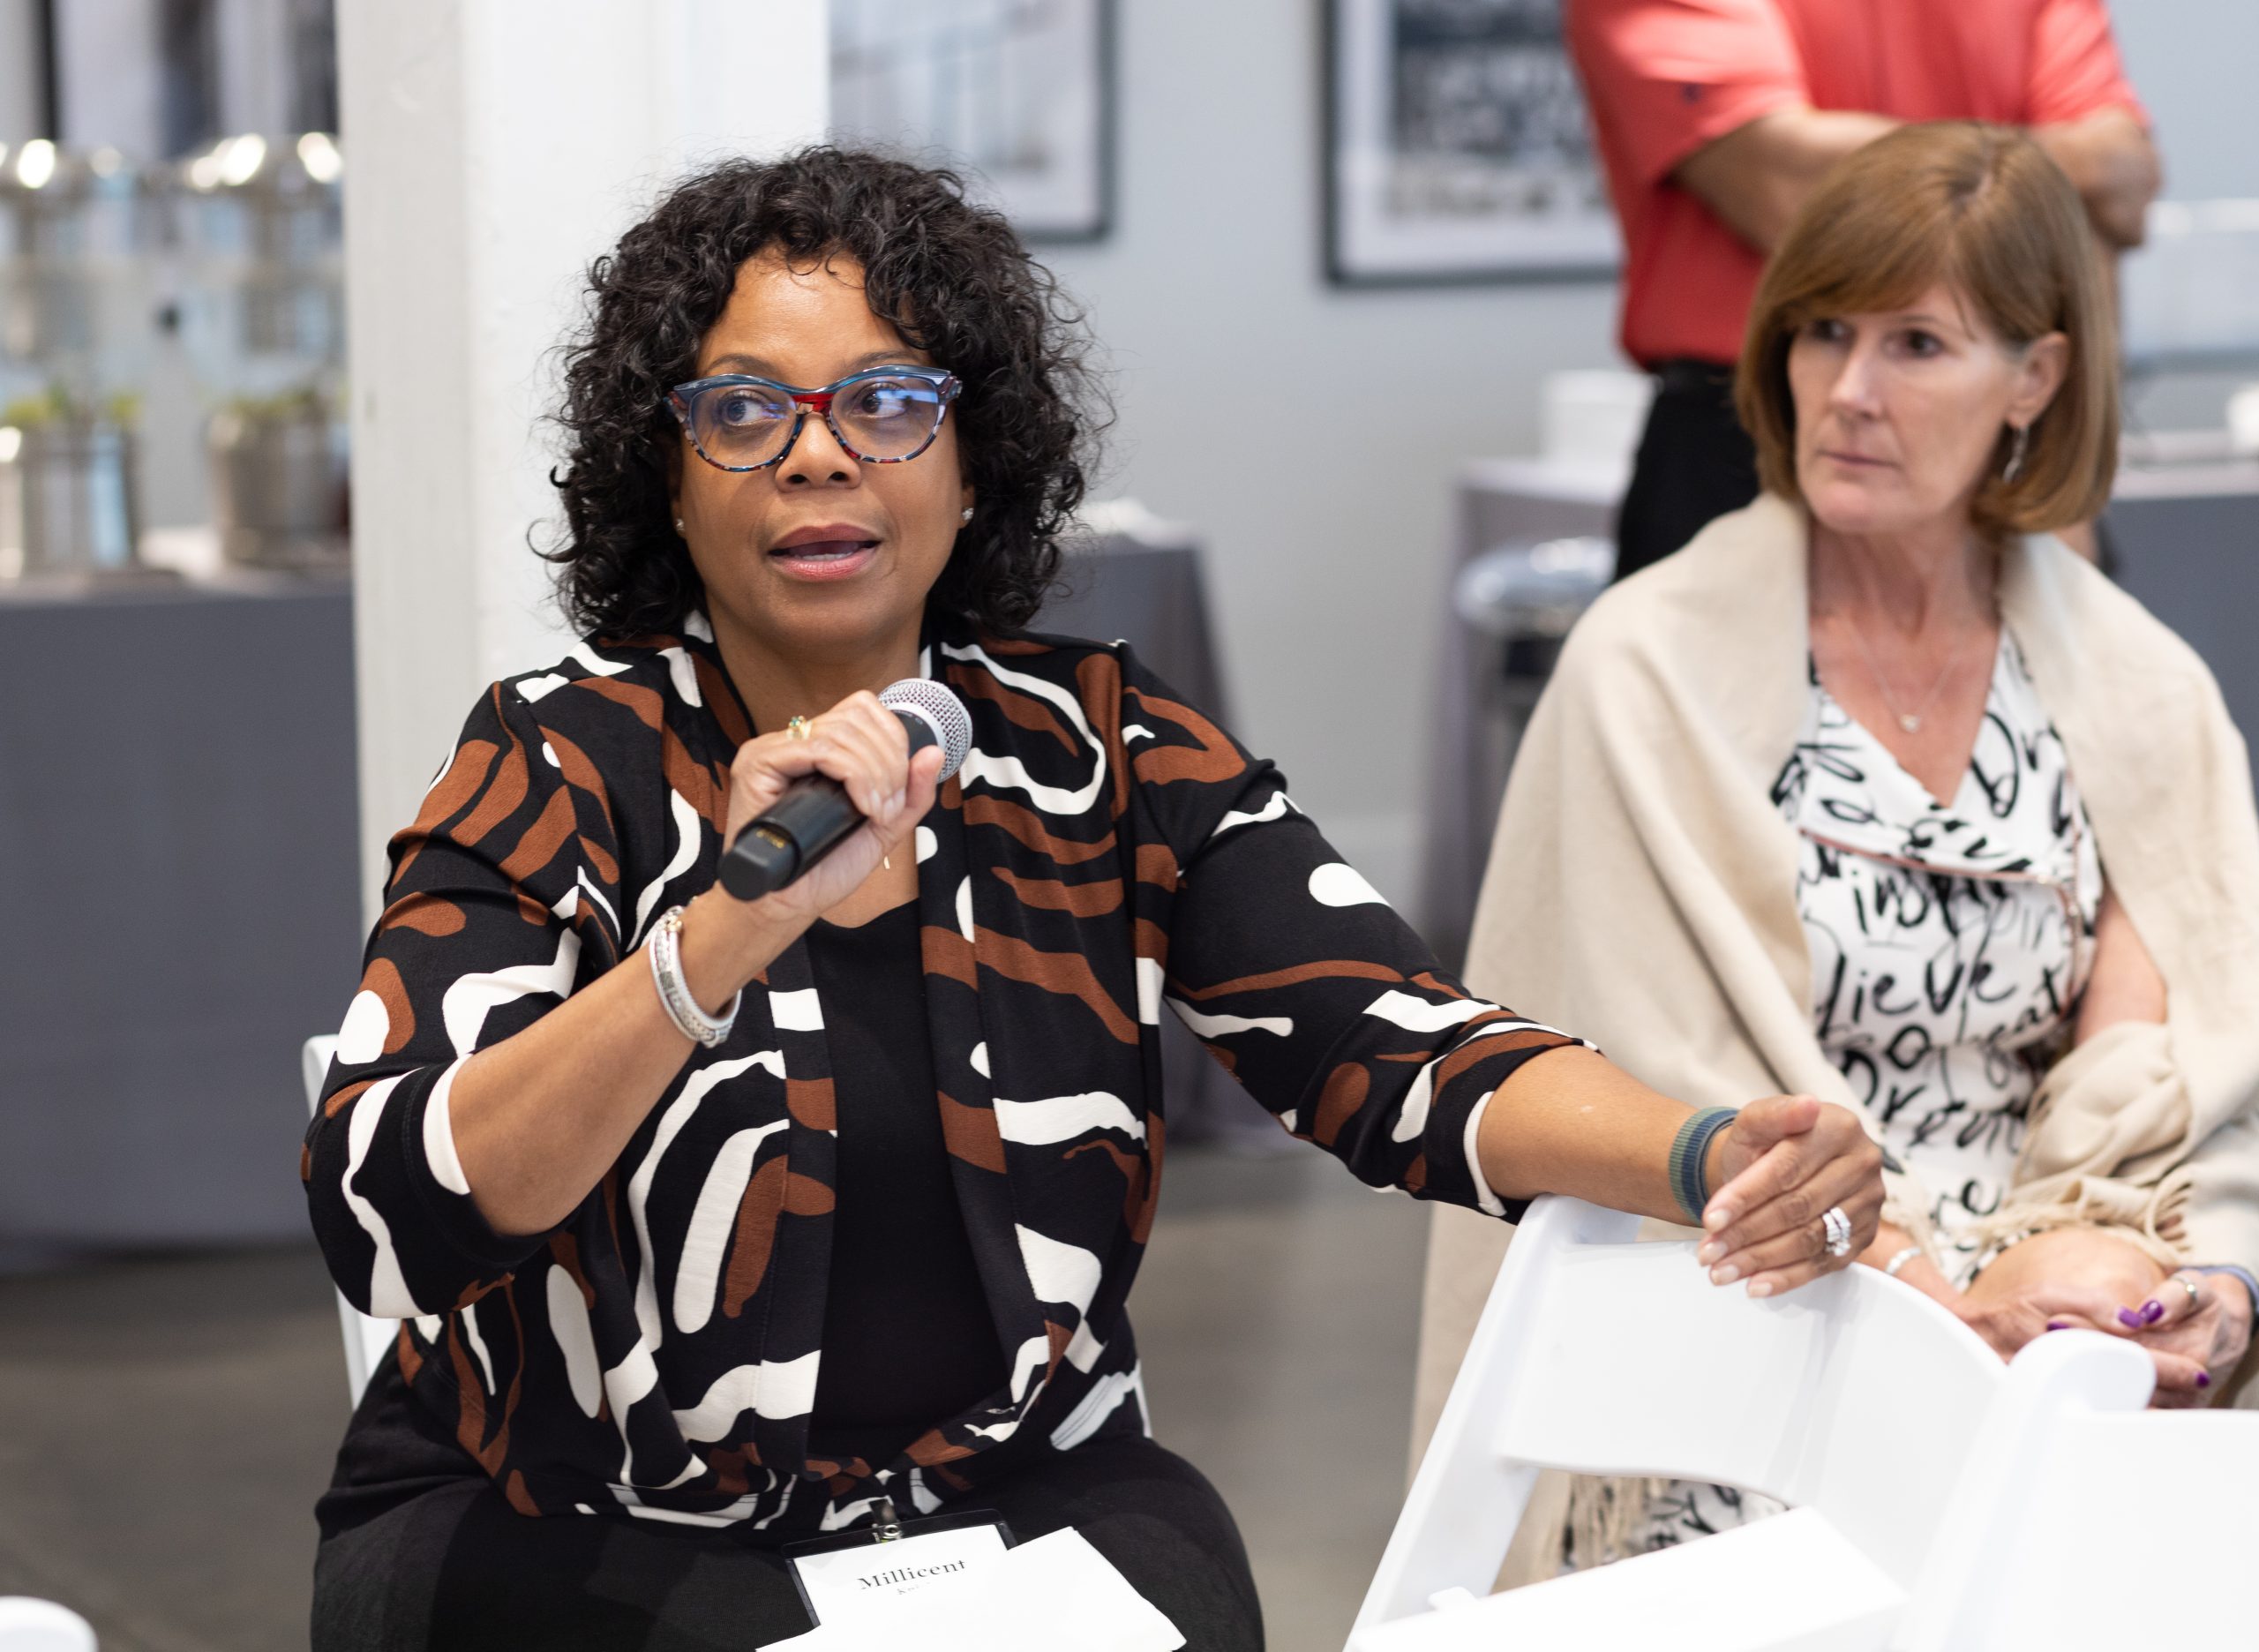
[1625,635,2102,1556]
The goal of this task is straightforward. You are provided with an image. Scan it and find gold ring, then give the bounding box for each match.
[785,716,813,741]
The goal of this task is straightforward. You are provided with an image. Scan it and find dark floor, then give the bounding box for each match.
[0,1145,1429,1652]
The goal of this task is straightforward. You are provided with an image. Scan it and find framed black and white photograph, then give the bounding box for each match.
[1325,0,1618,285]
[830,0,1115,244]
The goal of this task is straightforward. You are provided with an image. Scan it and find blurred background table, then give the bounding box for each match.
[2106,441,2259,744]
[0,573,360,1261]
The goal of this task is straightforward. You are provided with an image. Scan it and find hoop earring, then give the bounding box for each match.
[2001,424,2030,484]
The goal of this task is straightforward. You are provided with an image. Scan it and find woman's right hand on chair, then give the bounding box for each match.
[1694,1095,1886,1297]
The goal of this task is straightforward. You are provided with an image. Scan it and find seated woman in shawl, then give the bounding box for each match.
[301,148,1885,1650]
[1419,121,2259,1565]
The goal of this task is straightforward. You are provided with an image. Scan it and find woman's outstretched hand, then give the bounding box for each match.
[1694,1095,1886,1298]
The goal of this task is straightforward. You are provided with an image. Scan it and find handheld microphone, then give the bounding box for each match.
[719,679,973,901]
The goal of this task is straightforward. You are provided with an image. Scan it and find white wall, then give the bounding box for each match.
[339,0,829,919]
[1039,0,1619,905]
[2113,1,2259,200]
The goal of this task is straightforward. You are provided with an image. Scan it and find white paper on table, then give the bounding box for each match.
[761,1528,1185,1652]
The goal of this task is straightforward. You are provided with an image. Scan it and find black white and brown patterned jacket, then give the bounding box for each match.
[304,615,1581,1535]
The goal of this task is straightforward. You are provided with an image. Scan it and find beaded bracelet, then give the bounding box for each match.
[649,905,739,1048]
[1668,1106,1738,1228]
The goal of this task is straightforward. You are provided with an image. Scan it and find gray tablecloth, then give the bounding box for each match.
[0,574,362,1254]
[2105,463,2259,746]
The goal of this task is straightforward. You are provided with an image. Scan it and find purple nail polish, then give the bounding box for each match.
[2197,1372,2212,1389]
[2118,1308,2144,1329]
[2142,1301,2165,1325]
[2045,1320,2071,1331]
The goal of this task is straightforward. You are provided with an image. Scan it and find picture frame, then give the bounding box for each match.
[1325,0,1619,286]
[830,0,1116,244]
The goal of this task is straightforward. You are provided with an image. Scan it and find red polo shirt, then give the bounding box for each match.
[1565,0,2146,367]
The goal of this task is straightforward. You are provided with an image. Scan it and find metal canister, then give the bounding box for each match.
[206,396,346,568]
[169,133,347,570]
[0,141,152,581]
[0,417,141,581]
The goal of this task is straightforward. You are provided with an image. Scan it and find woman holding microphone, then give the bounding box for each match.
[304,147,1882,1649]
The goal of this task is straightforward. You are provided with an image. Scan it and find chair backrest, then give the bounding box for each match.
[1900,1328,2259,1650]
[1354,1196,2005,1640]
[302,1033,398,1400]
[1350,1507,1906,1652]
[0,1597,97,1651]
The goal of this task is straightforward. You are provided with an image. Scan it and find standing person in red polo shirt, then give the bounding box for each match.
[1565,0,2158,580]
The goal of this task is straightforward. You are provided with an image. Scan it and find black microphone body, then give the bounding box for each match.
[718,680,972,901]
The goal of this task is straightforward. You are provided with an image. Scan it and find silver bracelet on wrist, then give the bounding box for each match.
[1882,1245,1925,1279]
[649,905,738,1048]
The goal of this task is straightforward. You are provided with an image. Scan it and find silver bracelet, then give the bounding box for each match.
[648,905,738,1048]
[1882,1245,1925,1279]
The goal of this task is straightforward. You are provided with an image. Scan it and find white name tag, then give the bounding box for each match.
[769,1528,1183,1652]
[789,1520,1010,1625]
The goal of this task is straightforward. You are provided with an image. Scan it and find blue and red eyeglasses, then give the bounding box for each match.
[666,364,963,473]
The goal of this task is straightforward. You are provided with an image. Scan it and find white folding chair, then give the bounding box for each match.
[0,1597,96,1651]
[1899,1327,2259,1650]
[1349,1196,2006,1651]
[301,1033,400,1400]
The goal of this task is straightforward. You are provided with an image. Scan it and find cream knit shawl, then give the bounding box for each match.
[1415,495,2259,1539]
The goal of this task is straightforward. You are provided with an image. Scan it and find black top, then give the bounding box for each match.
[804,899,1007,1465]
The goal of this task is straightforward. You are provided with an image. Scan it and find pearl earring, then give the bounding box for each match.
[960,507,975,525]
[673,517,686,535]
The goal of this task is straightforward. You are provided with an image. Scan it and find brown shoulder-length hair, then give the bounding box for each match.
[1736,121,2116,538]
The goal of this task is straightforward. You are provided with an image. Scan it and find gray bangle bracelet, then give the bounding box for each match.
[1668,1107,1738,1227]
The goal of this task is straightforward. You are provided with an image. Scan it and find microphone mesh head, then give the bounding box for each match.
[881,678,974,782]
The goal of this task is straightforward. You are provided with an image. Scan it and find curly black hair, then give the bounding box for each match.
[544,146,1102,640]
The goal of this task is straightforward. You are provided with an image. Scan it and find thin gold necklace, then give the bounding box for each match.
[1846,620,1986,734]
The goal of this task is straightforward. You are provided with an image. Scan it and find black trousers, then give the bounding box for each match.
[312,1356,1264,1651]
[1613,359,1760,584]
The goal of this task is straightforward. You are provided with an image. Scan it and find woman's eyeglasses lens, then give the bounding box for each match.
[683,372,949,469]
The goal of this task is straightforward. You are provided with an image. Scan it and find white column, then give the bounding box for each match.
[0,0,40,146]
[338,1,829,920]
